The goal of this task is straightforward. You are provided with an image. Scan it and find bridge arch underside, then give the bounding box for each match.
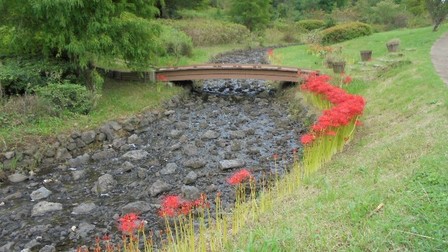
[156,65,315,83]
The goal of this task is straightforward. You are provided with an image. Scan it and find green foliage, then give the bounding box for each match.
[230,0,272,32]
[34,83,94,115]
[425,0,448,31]
[161,19,250,46]
[297,0,349,13]
[296,19,326,31]
[0,0,162,72]
[0,57,76,95]
[0,26,13,55]
[404,0,426,15]
[372,0,410,30]
[321,22,373,44]
[159,25,193,57]
[158,0,210,18]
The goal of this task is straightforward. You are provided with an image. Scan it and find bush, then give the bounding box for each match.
[159,25,193,57]
[296,19,326,31]
[34,83,94,115]
[160,19,250,46]
[321,22,373,44]
[0,57,77,95]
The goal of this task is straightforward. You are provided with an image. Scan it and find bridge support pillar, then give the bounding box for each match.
[147,70,156,83]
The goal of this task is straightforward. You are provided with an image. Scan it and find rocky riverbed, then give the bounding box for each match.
[0,49,310,252]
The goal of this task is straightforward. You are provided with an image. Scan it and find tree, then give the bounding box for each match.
[0,0,162,87]
[296,0,349,13]
[230,0,272,32]
[425,0,448,31]
[157,0,210,18]
[404,0,426,15]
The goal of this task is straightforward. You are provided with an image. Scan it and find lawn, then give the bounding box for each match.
[229,26,448,251]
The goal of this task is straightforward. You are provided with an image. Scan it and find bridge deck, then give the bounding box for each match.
[156,64,316,82]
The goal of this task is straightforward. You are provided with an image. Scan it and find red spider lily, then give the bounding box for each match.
[159,195,182,217]
[267,48,274,57]
[343,75,352,84]
[118,213,140,234]
[326,131,337,136]
[227,169,253,185]
[193,193,210,209]
[301,134,315,145]
[159,194,209,217]
[102,233,111,241]
[300,73,366,140]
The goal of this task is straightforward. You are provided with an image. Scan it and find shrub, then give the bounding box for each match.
[300,30,323,44]
[321,22,373,44]
[296,19,326,31]
[159,25,193,57]
[160,19,250,46]
[0,57,77,95]
[34,83,94,115]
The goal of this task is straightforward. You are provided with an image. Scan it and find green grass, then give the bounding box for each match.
[229,26,448,251]
[0,80,182,150]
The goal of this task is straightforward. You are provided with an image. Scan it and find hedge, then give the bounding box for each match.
[321,22,373,44]
[296,19,326,31]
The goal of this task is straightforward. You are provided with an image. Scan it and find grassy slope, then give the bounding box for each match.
[0,81,181,149]
[230,26,448,251]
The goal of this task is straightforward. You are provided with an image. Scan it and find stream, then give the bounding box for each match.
[0,48,309,252]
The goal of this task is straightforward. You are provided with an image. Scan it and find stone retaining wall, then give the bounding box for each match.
[0,95,183,177]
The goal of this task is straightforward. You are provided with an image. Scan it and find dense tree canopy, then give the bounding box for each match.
[157,0,209,18]
[0,0,162,72]
[230,0,272,32]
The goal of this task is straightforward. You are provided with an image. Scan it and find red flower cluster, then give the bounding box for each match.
[343,75,352,84]
[300,134,316,145]
[267,48,274,57]
[159,194,209,217]
[227,169,253,185]
[300,73,366,145]
[118,213,140,234]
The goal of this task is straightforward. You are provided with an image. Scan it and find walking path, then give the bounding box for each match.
[430,32,448,86]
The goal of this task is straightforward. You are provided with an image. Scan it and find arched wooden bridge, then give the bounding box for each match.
[156,64,316,82]
[105,64,318,83]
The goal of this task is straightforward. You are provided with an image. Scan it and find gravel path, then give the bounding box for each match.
[431,32,448,86]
